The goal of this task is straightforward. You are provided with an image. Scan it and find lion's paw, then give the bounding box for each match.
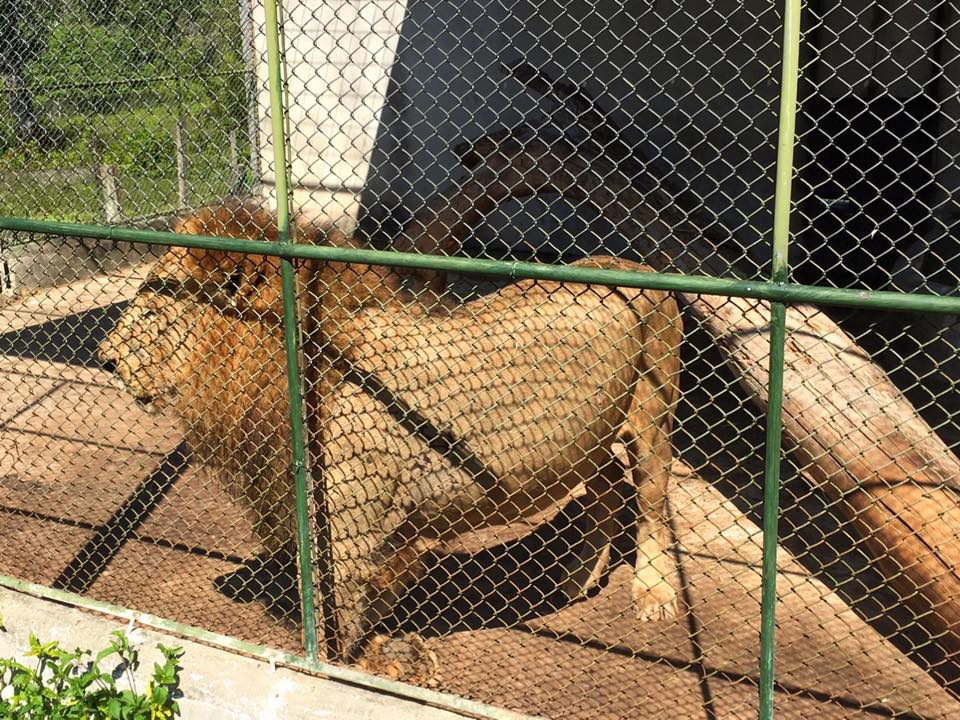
[356,633,441,687]
[632,572,679,622]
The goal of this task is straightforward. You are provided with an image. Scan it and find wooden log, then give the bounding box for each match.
[395,89,960,687]
[175,117,190,207]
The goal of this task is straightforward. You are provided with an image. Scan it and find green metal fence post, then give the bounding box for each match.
[263,0,320,661]
[759,0,803,716]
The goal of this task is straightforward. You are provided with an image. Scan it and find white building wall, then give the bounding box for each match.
[249,0,407,227]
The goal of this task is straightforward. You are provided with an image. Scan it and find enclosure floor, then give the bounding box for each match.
[1,271,957,719]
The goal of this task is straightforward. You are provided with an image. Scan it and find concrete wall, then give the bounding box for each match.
[246,0,785,268]
[795,0,960,287]
[0,586,477,720]
[249,0,408,228]
[359,0,783,270]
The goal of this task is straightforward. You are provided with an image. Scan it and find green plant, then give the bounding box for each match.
[105,118,177,179]
[27,22,154,115]
[0,630,183,719]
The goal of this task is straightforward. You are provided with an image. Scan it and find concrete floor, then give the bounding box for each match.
[1,266,958,719]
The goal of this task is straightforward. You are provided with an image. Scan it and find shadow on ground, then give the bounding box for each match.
[0,303,128,367]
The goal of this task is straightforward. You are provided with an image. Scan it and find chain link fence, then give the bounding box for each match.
[1,1,959,719]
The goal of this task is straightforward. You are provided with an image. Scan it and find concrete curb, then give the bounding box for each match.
[0,586,470,720]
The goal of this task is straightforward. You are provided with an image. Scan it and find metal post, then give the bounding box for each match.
[236,0,263,192]
[263,0,320,661]
[175,117,190,207]
[759,0,802,716]
[758,301,787,718]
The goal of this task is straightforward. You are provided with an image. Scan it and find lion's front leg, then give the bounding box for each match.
[357,633,441,687]
[349,532,443,685]
[330,520,442,685]
[318,388,449,680]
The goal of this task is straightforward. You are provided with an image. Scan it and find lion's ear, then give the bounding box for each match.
[232,257,285,321]
[176,217,206,236]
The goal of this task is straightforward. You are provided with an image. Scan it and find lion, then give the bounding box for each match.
[98,199,682,667]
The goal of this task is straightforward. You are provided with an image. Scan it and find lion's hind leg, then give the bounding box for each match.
[559,457,627,600]
[622,415,679,621]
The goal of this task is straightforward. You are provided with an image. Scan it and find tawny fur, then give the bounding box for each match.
[99,199,682,663]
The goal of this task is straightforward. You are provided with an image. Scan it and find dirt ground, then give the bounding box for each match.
[1,266,958,719]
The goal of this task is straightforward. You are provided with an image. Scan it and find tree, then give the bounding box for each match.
[0,1,39,141]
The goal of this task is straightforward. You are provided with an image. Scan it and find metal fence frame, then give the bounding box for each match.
[1,0,959,718]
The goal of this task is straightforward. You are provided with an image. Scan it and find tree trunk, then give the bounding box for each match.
[1,70,38,142]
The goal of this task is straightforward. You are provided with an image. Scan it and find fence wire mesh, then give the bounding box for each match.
[1,1,959,719]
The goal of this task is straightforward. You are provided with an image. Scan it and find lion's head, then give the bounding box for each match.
[97,201,297,412]
[98,200,406,413]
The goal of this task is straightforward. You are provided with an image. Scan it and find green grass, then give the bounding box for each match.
[0,102,251,224]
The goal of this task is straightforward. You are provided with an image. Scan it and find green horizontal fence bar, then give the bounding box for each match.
[2,215,959,314]
[758,0,802,715]
[0,573,539,720]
